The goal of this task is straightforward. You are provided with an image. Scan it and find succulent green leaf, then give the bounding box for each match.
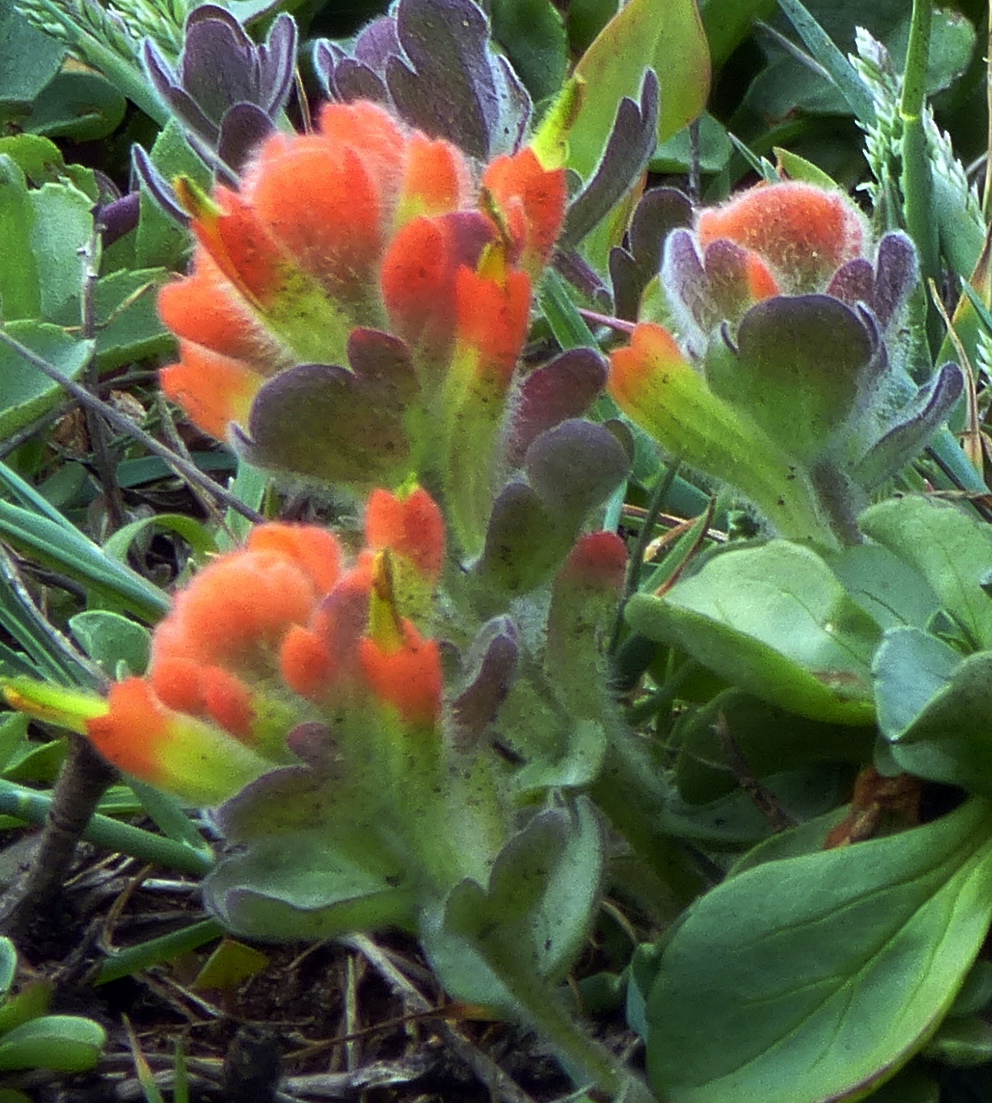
[490,0,567,103]
[69,611,151,679]
[0,1015,106,1073]
[0,5,65,114]
[859,496,992,651]
[675,688,874,803]
[645,798,992,1103]
[22,70,126,142]
[569,0,710,183]
[626,541,881,723]
[875,628,992,792]
[826,543,940,630]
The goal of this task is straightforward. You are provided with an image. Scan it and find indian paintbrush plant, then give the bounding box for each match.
[5,0,992,1100]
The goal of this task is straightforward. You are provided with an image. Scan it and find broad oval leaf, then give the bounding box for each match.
[626,540,881,724]
[646,799,992,1103]
[875,627,992,793]
[0,1015,106,1073]
[569,0,709,182]
[859,496,992,651]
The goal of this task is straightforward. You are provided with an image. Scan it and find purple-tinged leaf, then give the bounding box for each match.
[180,14,260,124]
[826,257,875,310]
[145,5,295,166]
[257,13,297,114]
[327,57,389,103]
[237,329,420,485]
[705,294,879,463]
[474,480,561,595]
[451,616,520,749]
[98,191,139,247]
[524,418,630,522]
[553,247,611,304]
[502,347,607,467]
[561,69,659,249]
[610,186,691,320]
[853,362,965,489]
[354,15,403,68]
[144,40,222,145]
[703,239,766,324]
[872,231,919,328]
[217,102,274,174]
[315,0,530,157]
[131,144,189,226]
[661,227,711,343]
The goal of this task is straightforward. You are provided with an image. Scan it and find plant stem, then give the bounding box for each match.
[0,737,117,938]
[0,776,213,876]
[900,0,939,346]
[469,927,656,1102]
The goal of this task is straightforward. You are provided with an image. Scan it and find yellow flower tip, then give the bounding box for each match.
[476,239,510,286]
[2,677,109,735]
[172,175,221,222]
[530,74,586,170]
[368,550,405,653]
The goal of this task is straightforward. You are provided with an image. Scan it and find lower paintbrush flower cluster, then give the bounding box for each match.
[76,489,445,805]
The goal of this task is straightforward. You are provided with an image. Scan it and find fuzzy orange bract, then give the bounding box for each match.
[697,182,864,291]
[608,322,691,414]
[365,487,445,581]
[158,98,565,448]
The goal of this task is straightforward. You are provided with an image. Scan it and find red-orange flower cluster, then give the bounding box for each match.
[86,489,446,803]
[158,100,565,443]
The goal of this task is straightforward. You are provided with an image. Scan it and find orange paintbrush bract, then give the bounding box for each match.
[158,100,566,449]
[80,491,447,804]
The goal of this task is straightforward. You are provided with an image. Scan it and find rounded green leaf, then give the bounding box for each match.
[646,799,992,1103]
[860,496,992,651]
[626,541,881,724]
[0,1015,106,1073]
[569,0,710,181]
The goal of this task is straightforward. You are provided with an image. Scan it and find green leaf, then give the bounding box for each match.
[650,112,732,175]
[0,1015,105,1072]
[424,799,604,1012]
[569,0,710,183]
[0,495,169,622]
[923,1016,992,1066]
[0,981,53,1036]
[102,512,217,565]
[645,798,992,1103]
[0,4,64,111]
[626,541,880,724]
[136,120,209,271]
[22,70,126,142]
[775,0,876,123]
[193,938,269,992]
[675,688,874,803]
[491,0,567,103]
[875,628,992,792]
[0,135,67,187]
[69,610,150,677]
[0,937,15,998]
[826,543,940,631]
[0,323,91,441]
[93,268,172,371]
[29,178,93,325]
[859,496,992,651]
[0,156,40,321]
